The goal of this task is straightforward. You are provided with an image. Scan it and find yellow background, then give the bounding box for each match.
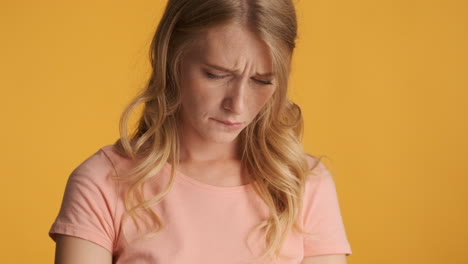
[1,0,467,263]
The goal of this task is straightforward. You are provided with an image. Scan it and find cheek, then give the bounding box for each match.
[180,66,201,97]
[180,71,220,112]
[247,88,276,115]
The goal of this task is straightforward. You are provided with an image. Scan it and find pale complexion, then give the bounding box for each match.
[176,22,276,187]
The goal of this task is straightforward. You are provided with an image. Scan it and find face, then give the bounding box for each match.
[177,23,277,144]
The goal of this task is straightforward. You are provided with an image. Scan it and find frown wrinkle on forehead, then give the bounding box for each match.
[186,23,273,78]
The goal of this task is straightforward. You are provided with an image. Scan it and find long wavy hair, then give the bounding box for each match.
[110,0,323,262]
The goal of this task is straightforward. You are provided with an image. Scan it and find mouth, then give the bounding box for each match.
[210,118,244,127]
[215,119,243,125]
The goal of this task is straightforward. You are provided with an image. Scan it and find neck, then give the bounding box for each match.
[176,129,242,163]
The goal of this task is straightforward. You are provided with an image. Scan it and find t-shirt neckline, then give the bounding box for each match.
[165,162,255,193]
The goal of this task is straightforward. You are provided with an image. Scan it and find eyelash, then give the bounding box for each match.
[205,72,224,79]
[205,72,273,85]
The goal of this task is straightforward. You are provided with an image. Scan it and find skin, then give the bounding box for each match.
[54,22,347,264]
[175,22,276,186]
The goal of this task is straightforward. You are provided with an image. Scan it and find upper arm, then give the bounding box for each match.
[48,149,119,256]
[54,234,112,264]
[302,155,353,257]
[301,254,347,264]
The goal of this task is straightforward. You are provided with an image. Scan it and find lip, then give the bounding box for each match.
[211,118,244,128]
[215,119,243,125]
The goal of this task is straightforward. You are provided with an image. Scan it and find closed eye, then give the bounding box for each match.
[254,79,273,85]
[205,72,225,79]
[205,71,273,85]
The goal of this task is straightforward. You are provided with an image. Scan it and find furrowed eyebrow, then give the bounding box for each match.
[203,62,274,77]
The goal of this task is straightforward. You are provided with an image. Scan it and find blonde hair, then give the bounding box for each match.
[110,0,324,262]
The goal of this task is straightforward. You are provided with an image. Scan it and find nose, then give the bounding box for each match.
[222,78,247,114]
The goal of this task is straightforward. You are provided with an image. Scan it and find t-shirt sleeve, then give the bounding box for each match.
[48,148,119,253]
[302,159,352,257]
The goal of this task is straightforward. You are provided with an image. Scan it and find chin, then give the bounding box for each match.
[205,132,240,143]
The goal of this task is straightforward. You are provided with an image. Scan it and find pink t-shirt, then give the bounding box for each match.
[49,145,352,263]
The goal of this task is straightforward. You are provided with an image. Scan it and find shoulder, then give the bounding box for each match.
[99,144,123,166]
[64,145,119,188]
[99,144,137,175]
[302,153,336,196]
[66,144,133,188]
[73,145,115,176]
[304,153,332,178]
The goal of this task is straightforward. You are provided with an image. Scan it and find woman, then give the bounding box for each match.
[49,0,352,263]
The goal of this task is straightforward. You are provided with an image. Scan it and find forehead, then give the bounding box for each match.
[185,23,273,73]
